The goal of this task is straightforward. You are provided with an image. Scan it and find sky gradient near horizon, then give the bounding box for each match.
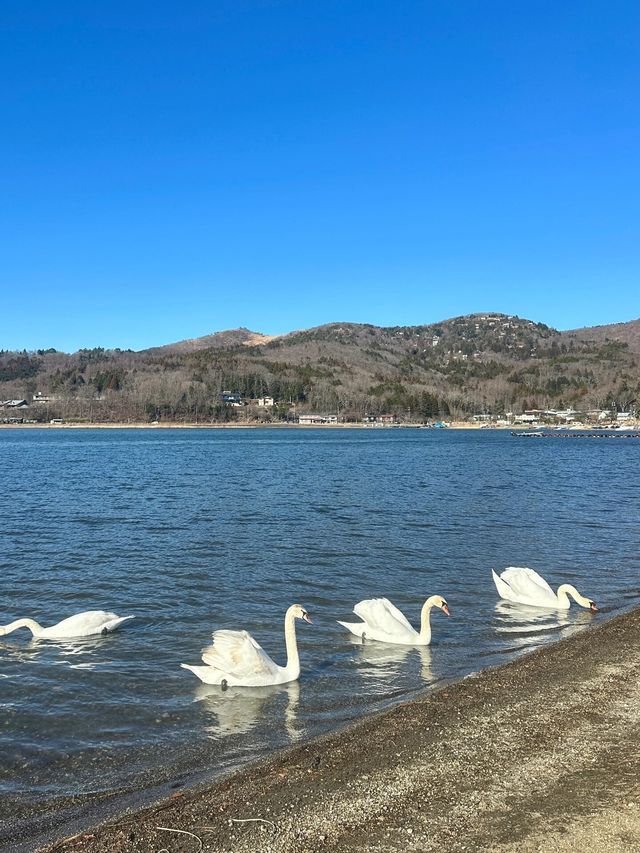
[2,1,639,352]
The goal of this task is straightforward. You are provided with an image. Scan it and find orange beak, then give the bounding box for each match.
[442,603,450,616]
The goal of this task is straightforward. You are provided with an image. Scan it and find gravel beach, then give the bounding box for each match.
[9,605,640,852]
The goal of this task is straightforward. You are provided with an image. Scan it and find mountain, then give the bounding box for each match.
[561,318,640,352]
[1,313,638,422]
[142,327,279,354]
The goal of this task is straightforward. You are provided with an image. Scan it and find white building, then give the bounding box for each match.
[298,414,338,425]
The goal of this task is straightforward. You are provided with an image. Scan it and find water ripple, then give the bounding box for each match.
[0,427,638,820]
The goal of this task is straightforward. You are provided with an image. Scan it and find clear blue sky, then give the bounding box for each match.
[2,1,639,352]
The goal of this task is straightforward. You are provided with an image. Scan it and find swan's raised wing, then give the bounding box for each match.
[500,567,557,603]
[201,630,280,679]
[353,598,414,634]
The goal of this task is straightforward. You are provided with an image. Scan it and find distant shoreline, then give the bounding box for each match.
[0,421,484,430]
[2,421,637,431]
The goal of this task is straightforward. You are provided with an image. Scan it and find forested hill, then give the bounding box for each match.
[1,313,639,422]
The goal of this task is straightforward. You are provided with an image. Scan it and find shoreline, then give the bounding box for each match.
[9,605,639,852]
[2,421,638,431]
[1,421,486,430]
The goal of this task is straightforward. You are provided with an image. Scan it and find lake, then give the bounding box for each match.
[1,427,638,830]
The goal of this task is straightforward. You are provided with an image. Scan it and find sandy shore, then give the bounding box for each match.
[8,606,635,852]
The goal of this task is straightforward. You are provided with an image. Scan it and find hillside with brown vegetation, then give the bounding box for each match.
[1,314,638,423]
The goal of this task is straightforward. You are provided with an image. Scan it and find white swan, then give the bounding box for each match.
[492,567,598,612]
[338,595,450,646]
[0,610,135,639]
[181,604,312,687]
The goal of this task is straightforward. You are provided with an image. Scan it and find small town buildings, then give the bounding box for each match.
[257,396,274,407]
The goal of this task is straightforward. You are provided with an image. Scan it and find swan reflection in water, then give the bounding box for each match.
[194,680,302,740]
[492,600,593,652]
[346,636,436,685]
[0,635,110,670]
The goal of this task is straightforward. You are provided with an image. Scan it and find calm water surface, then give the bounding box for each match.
[1,428,639,824]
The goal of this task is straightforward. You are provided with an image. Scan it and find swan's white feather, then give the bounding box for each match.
[180,663,227,685]
[491,570,517,601]
[353,598,414,635]
[340,598,419,644]
[201,629,280,679]
[493,567,558,606]
[501,567,556,599]
[41,611,134,638]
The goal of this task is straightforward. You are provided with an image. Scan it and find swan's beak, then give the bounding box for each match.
[589,601,598,614]
[302,612,313,624]
[441,603,450,616]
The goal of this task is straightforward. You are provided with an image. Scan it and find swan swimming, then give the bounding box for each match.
[0,610,135,639]
[338,595,450,645]
[181,604,312,687]
[492,567,598,612]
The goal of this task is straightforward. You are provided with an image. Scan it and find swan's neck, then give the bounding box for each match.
[283,608,300,678]
[0,618,43,637]
[418,598,438,642]
[557,584,590,609]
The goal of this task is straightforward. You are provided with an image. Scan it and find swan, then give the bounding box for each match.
[0,610,135,639]
[181,604,312,687]
[337,595,450,645]
[492,567,598,612]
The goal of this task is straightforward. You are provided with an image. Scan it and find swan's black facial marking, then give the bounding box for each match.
[101,627,108,635]
[221,679,228,691]
[589,601,598,613]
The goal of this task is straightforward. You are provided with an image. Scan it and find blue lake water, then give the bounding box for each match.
[1,427,639,827]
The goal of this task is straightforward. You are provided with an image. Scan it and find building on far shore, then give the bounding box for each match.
[513,412,540,424]
[298,414,338,425]
[32,391,55,404]
[220,392,245,407]
[0,399,29,409]
[362,414,398,425]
